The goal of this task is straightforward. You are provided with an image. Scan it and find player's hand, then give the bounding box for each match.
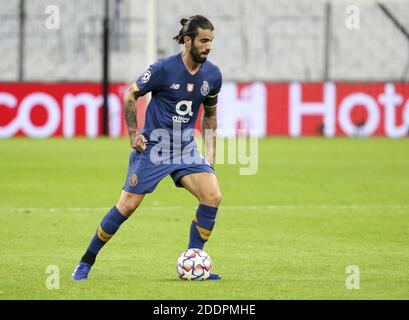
[131,132,148,152]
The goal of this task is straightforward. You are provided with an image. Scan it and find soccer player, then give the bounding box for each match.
[72,15,223,280]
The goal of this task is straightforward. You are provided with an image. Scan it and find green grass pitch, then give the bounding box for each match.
[0,137,408,299]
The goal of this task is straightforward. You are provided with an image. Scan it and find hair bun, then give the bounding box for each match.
[180,18,188,26]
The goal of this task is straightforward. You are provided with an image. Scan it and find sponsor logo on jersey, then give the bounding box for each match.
[172,115,191,123]
[173,100,193,123]
[170,83,180,90]
[200,81,210,96]
[187,83,194,92]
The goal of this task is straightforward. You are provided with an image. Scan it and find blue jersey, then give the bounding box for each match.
[132,53,222,150]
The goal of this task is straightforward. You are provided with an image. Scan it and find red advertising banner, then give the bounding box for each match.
[266,82,409,137]
[1,82,409,138]
[0,83,148,138]
[218,82,409,138]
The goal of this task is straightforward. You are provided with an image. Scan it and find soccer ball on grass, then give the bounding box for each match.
[176,248,212,280]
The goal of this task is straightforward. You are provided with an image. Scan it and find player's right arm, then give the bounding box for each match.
[124,60,164,151]
[123,84,147,152]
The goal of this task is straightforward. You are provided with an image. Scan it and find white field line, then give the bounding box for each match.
[0,204,408,213]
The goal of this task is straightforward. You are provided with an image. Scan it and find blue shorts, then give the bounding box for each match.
[123,146,215,194]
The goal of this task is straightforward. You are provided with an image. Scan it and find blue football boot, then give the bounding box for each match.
[208,273,221,280]
[71,262,92,280]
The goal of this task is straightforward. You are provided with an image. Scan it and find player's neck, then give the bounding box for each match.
[181,51,201,75]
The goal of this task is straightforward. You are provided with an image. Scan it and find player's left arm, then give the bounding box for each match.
[202,99,218,168]
[202,69,222,168]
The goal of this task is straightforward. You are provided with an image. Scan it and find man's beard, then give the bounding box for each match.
[190,44,208,64]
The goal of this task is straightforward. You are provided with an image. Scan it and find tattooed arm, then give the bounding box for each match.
[202,106,217,167]
[123,86,147,151]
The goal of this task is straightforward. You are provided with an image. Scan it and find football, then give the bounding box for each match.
[176,248,212,280]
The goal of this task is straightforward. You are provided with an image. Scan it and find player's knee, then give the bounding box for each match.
[117,197,142,217]
[214,192,223,206]
[119,203,137,217]
[116,191,145,217]
[201,191,222,207]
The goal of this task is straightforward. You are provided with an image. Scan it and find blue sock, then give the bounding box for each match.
[188,204,218,249]
[81,206,127,265]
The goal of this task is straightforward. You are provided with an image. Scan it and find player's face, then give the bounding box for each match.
[189,28,214,64]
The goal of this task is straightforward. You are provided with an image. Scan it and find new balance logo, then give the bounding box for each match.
[170,83,180,90]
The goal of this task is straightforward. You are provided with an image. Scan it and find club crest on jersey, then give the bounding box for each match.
[129,174,138,186]
[187,83,194,92]
[200,81,210,96]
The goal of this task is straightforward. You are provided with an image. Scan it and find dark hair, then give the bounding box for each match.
[173,15,214,44]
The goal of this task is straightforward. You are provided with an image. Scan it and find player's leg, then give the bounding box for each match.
[72,191,144,280]
[178,172,222,280]
[72,146,174,280]
[179,172,222,249]
[82,191,144,264]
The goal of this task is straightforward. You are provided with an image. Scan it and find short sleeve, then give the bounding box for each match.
[209,68,222,97]
[131,60,164,97]
[203,68,222,107]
